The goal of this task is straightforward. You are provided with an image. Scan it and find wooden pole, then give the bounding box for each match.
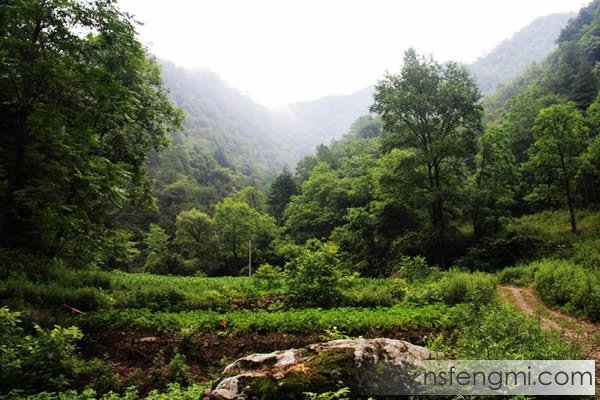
[248,236,252,277]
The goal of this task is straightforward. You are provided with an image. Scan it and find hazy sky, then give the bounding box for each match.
[119,0,584,107]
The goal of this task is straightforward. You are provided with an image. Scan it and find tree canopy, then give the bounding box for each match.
[0,0,182,260]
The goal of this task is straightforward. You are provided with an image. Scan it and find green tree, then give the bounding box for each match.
[0,0,182,259]
[285,240,350,307]
[145,224,170,273]
[527,103,588,232]
[214,198,278,273]
[234,186,267,212]
[345,115,382,139]
[267,168,298,224]
[175,208,218,274]
[370,48,482,266]
[469,126,519,238]
[283,163,349,243]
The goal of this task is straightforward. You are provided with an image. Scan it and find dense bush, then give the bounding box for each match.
[533,259,600,320]
[497,263,539,286]
[404,282,443,306]
[432,303,581,359]
[570,237,600,269]
[285,240,353,307]
[117,289,187,312]
[253,263,287,290]
[24,384,205,400]
[1,307,83,394]
[391,255,437,282]
[438,270,497,306]
[457,230,549,271]
[0,277,112,312]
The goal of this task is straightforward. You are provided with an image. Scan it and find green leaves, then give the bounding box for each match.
[0,0,182,259]
[371,48,482,266]
[214,198,278,272]
[526,103,588,231]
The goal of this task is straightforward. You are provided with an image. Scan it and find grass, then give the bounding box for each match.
[1,268,412,313]
[79,303,466,335]
[507,208,600,238]
[432,302,581,360]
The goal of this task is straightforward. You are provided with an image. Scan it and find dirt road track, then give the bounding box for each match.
[499,285,600,394]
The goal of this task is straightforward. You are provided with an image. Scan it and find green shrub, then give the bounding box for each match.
[304,387,351,400]
[404,283,443,306]
[120,289,187,312]
[438,270,496,306]
[0,278,111,311]
[285,240,352,308]
[391,255,435,282]
[253,263,286,290]
[533,259,600,320]
[497,263,539,286]
[342,286,394,307]
[24,384,205,400]
[570,237,600,269]
[167,353,192,386]
[0,307,84,394]
[456,230,549,271]
[431,303,581,360]
[80,303,464,335]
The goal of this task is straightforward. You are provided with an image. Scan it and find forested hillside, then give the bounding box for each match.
[486,0,600,118]
[469,12,574,93]
[3,1,600,399]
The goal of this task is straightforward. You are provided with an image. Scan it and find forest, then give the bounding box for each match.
[2,0,600,399]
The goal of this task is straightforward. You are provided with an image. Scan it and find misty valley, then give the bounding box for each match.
[2,1,600,399]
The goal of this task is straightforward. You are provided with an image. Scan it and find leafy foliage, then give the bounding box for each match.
[371,48,482,266]
[285,240,351,307]
[0,0,182,259]
[0,307,84,394]
[433,303,580,360]
[526,103,588,231]
[534,259,600,321]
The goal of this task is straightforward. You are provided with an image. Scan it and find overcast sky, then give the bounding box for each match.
[119,0,584,107]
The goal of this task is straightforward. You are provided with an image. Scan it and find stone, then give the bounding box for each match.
[204,338,442,399]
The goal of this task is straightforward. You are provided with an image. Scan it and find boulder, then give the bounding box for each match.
[205,338,441,399]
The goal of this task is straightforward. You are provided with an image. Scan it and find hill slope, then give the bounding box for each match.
[469,12,574,94]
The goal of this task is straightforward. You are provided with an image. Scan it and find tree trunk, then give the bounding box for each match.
[559,152,577,233]
[0,107,29,245]
[566,179,577,233]
[433,163,447,268]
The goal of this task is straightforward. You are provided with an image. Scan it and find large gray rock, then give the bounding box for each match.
[205,338,441,399]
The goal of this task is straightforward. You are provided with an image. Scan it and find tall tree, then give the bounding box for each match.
[234,186,267,212]
[469,126,519,238]
[214,198,278,273]
[267,168,298,224]
[175,208,218,274]
[0,0,182,259]
[144,224,170,274]
[527,103,588,232]
[370,48,482,266]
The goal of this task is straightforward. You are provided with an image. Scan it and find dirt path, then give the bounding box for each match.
[499,285,600,392]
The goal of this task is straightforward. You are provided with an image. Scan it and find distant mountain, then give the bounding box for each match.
[159,61,295,175]
[485,0,600,119]
[161,61,375,167]
[273,87,374,156]
[155,11,575,178]
[469,12,575,94]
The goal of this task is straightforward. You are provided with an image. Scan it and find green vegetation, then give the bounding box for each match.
[533,260,600,320]
[4,0,600,397]
[433,303,580,360]
[80,303,463,335]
